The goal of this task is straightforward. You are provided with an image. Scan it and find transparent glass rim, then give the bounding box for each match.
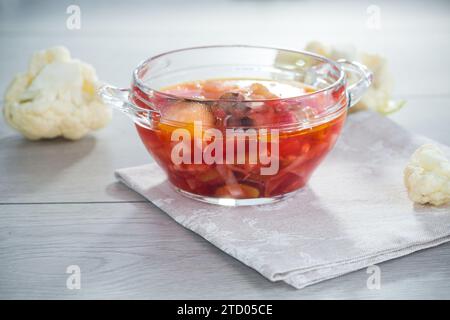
[132,44,346,103]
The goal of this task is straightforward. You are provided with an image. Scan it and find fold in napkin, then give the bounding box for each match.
[115,111,450,289]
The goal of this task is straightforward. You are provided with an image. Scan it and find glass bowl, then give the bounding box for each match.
[100,45,372,206]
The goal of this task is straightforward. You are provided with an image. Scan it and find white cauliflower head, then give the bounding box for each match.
[3,46,111,140]
[404,144,450,206]
[305,41,404,115]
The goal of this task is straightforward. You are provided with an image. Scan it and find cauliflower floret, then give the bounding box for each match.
[3,46,111,140]
[305,41,405,115]
[404,144,450,206]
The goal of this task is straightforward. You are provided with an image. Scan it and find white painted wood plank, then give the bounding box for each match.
[0,111,151,203]
[1,0,450,96]
[0,0,449,299]
[1,202,450,299]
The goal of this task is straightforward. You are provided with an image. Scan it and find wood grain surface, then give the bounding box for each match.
[0,0,449,299]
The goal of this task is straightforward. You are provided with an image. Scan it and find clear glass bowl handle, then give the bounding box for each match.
[98,85,159,129]
[337,59,373,108]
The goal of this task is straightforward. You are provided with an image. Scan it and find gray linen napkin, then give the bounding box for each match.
[115,111,450,289]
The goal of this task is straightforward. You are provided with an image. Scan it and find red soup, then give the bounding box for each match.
[132,78,346,201]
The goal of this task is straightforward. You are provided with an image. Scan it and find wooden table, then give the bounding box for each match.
[1,0,449,299]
